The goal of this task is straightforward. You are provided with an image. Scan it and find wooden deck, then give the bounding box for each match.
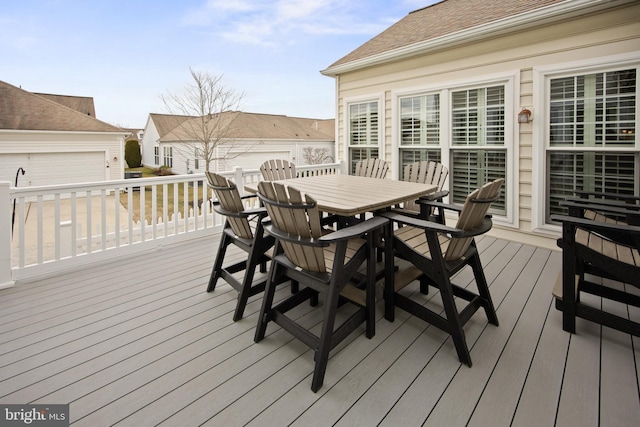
[1,232,639,426]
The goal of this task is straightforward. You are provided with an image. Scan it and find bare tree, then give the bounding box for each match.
[302,147,334,164]
[161,68,245,172]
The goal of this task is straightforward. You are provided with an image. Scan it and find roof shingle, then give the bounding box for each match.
[156,111,334,142]
[0,80,122,133]
[327,0,565,69]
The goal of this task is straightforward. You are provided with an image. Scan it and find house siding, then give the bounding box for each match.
[0,131,123,184]
[332,3,640,248]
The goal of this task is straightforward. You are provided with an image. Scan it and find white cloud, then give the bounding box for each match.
[184,0,395,46]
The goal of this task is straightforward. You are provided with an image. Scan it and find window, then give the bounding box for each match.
[546,68,637,222]
[397,82,510,217]
[399,94,441,177]
[348,101,379,173]
[163,146,173,168]
[450,86,507,214]
[194,148,200,170]
[154,146,159,165]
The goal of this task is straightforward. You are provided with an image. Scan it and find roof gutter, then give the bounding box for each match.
[321,0,634,77]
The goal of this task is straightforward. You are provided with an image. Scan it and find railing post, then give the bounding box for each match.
[0,182,15,289]
[234,167,245,196]
[339,160,348,175]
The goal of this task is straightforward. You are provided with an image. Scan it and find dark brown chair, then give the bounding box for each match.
[381,178,504,366]
[551,202,640,336]
[206,172,275,321]
[260,159,297,181]
[255,181,388,392]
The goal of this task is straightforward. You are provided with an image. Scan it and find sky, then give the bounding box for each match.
[1,0,440,129]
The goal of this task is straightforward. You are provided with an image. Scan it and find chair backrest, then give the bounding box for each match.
[260,159,297,181]
[445,178,504,261]
[354,158,388,179]
[206,172,253,239]
[257,181,326,272]
[402,161,448,212]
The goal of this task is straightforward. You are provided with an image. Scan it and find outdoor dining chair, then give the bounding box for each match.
[398,160,449,223]
[260,159,297,181]
[255,181,388,392]
[551,201,640,336]
[352,158,389,222]
[380,178,504,366]
[205,172,275,321]
[354,158,388,179]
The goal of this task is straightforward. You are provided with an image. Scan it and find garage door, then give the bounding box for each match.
[0,152,105,186]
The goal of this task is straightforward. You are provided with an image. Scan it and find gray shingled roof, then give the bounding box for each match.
[157,111,334,142]
[0,80,122,132]
[148,113,193,139]
[34,93,96,117]
[326,0,565,70]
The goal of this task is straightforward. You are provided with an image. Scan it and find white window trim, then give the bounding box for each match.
[342,93,385,165]
[391,71,519,227]
[531,51,640,234]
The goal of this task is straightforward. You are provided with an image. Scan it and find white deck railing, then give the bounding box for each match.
[1,162,344,286]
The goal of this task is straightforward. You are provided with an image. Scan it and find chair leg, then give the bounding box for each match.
[233,245,263,321]
[419,276,429,295]
[311,281,342,392]
[208,231,231,292]
[470,254,498,326]
[255,262,282,342]
[439,277,472,366]
[366,237,377,339]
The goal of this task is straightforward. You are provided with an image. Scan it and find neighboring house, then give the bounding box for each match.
[321,0,639,247]
[141,112,335,174]
[0,80,128,186]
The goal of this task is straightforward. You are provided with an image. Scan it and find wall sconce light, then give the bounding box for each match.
[518,108,532,124]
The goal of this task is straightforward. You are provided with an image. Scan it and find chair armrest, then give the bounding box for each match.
[380,211,492,238]
[552,214,640,233]
[560,200,640,225]
[319,216,388,243]
[212,192,258,205]
[420,190,449,201]
[264,217,388,247]
[213,205,268,219]
[263,224,329,247]
[415,198,494,219]
[574,190,640,205]
[416,199,463,214]
[551,214,640,247]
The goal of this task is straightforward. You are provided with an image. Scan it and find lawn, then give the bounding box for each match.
[120,167,208,223]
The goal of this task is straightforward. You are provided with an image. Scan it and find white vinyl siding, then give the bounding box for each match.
[0,152,105,186]
[545,67,638,222]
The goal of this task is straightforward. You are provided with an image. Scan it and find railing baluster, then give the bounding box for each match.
[37,195,43,264]
[86,191,92,254]
[4,162,343,279]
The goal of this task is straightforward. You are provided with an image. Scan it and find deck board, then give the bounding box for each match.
[1,231,639,426]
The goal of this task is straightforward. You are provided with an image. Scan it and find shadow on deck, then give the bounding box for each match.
[0,233,638,426]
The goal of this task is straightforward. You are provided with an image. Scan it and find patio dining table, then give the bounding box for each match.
[244,174,436,217]
[245,173,437,320]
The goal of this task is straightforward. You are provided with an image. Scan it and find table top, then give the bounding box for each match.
[245,174,436,216]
